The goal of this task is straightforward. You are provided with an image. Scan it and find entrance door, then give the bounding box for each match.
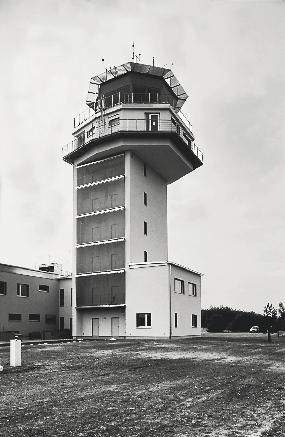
[111,317,119,337]
[147,114,159,132]
[92,318,99,336]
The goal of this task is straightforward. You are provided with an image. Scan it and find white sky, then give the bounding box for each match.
[0,0,284,313]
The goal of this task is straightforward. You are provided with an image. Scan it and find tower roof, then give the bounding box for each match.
[86,62,188,112]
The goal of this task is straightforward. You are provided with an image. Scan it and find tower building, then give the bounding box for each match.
[63,62,203,338]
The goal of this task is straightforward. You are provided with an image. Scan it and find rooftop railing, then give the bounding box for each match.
[63,117,203,163]
[74,92,178,129]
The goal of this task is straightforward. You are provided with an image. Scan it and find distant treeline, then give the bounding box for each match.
[202,306,285,333]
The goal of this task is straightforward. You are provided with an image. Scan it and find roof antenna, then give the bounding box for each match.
[132,42,135,61]
[152,57,155,67]
[135,53,141,62]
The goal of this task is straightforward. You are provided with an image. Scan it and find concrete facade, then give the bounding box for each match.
[0,263,72,339]
[63,61,203,338]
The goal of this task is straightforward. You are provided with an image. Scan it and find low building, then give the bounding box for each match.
[0,263,72,340]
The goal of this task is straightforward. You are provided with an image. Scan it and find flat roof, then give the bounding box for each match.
[0,262,71,280]
[128,261,202,276]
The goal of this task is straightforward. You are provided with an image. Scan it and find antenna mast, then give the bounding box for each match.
[132,42,135,61]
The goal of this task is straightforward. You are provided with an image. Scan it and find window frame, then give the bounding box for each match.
[17,283,29,298]
[144,192,147,206]
[192,314,198,328]
[29,314,40,322]
[174,278,185,294]
[39,284,49,293]
[9,313,22,321]
[188,282,197,297]
[144,221,148,236]
[174,313,178,328]
[0,281,7,295]
[59,289,64,307]
[136,313,152,328]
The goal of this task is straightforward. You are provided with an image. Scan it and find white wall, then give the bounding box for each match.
[58,277,73,330]
[125,264,170,338]
[170,264,201,337]
[78,308,125,337]
[126,152,168,264]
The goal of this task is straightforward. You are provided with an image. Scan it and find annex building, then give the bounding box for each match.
[0,262,72,340]
[63,61,204,338]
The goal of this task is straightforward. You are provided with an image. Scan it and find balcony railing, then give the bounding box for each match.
[63,118,203,162]
[74,92,178,129]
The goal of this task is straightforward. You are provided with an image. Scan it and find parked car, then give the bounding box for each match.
[250,326,259,333]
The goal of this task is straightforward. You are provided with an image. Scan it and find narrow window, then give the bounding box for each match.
[60,317,64,330]
[144,251,148,262]
[188,282,197,297]
[143,163,147,177]
[70,318,72,331]
[9,314,21,321]
[144,221,148,235]
[144,192,147,206]
[59,289,64,307]
[192,314,198,328]
[174,278,184,294]
[39,284,49,293]
[29,314,40,322]
[17,283,29,297]
[0,281,7,295]
[136,313,151,328]
[111,253,119,270]
[174,313,178,328]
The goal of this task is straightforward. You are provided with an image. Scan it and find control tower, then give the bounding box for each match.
[63,62,203,338]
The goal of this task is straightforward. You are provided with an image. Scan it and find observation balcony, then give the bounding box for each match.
[73,92,179,129]
[63,114,203,164]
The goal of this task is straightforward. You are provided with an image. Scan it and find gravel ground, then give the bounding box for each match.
[0,335,285,436]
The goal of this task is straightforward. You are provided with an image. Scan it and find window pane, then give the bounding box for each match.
[192,314,198,328]
[146,313,151,327]
[29,314,40,322]
[136,313,145,327]
[39,285,49,293]
[0,281,7,295]
[9,313,21,321]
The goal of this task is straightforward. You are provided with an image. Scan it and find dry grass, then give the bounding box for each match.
[0,334,285,436]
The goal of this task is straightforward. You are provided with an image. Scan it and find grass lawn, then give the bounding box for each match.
[1,334,285,436]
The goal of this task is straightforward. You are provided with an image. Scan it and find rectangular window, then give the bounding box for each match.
[29,314,40,322]
[39,284,49,293]
[144,192,147,206]
[174,313,178,328]
[144,251,148,262]
[143,163,147,177]
[188,282,197,296]
[17,283,29,297]
[192,314,198,328]
[9,313,21,321]
[45,314,56,325]
[174,278,184,294]
[59,289,64,307]
[0,281,7,295]
[144,221,147,235]
[136,313,151,328]
[70,318,72,331]
[60,317,64,330]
